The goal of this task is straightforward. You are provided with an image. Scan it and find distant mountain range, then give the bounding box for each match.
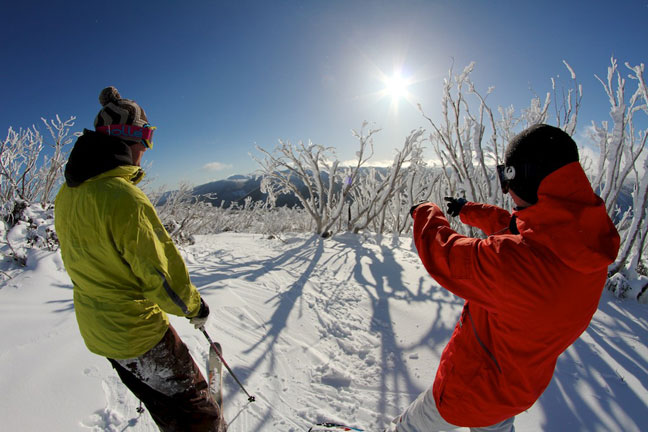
[191,174,267,205]
[189,173,302,208]
[161,171,636,218]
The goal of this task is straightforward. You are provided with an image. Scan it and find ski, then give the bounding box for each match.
[200,327,256,403]
[208,342,224,417]
[307,423,364,431]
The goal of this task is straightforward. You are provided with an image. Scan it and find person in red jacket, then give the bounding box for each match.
[387,124,620,432]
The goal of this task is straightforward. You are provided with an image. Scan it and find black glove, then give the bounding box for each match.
[409,201,429,217]
[189,297,210,329]
[444,196,467,217]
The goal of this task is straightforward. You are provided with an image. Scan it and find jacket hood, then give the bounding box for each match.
[514,162,620,273]
[64,129,135,187]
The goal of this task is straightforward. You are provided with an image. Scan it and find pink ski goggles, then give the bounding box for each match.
[96,124,156,149]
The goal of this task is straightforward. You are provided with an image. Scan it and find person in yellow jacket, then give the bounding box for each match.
[55,87,225,432]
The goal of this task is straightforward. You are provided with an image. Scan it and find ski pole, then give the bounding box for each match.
[199,326,256,403]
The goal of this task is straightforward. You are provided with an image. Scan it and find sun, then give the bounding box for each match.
[381,71,411,102]
[365,62,421,114]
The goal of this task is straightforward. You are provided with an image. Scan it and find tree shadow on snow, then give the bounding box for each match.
[536,295,648,431]
[189,235,327,430]
[45,298,74,313]
[334,234,464,422]
[247,236,325,430]
[45,282,75,312]
[189,235,323,290]
[187,233,463,428]
[243,236,325,361]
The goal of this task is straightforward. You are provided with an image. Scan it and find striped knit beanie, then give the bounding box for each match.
[94,87,149,143]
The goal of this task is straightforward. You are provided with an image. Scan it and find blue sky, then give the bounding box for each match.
[2,0,647,189]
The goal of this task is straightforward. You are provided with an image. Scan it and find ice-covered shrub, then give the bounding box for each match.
[150,182,314,243]
[605,273,633,299]
[1,202,57,269]
[1,116,75,273]
[150,183,228,244]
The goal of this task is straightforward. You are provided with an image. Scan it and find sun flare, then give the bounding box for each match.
[381,72,410,101]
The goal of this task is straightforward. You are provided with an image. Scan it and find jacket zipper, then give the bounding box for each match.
[467,308,502,374]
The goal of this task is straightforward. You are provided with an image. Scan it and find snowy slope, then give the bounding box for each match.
[0,233,646,431]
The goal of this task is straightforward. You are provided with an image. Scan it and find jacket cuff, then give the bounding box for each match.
[195,297,210,318]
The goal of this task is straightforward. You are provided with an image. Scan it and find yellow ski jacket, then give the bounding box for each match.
[55,130,201,359]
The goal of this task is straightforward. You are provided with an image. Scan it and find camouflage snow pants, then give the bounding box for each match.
[108,325,226,432]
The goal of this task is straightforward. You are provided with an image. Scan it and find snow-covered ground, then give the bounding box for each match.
[1,232,646,431]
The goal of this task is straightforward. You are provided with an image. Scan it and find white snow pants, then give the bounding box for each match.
[385,384,515,432]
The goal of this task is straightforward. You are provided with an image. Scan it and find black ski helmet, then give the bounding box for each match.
[500,124,579,204]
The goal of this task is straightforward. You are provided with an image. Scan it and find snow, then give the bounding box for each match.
[1,232,647,431]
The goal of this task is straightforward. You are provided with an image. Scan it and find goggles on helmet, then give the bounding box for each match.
[96,124,156,149]
[496,164,516,194]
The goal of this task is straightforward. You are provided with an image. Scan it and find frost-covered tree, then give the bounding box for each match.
[255,123,429,237]
[1,126,44,218]
[418,59,646,301]
[586,60,648,296]
[0,116,76,221]
[254,123,379,236]
[37,116,77,204]
[419,62,511,236]
[418,61,583,237]
[347,128,426,234]
[0,116,76,267]
[384,141,440,235]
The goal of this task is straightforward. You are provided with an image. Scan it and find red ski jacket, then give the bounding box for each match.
[411,162,620,427]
